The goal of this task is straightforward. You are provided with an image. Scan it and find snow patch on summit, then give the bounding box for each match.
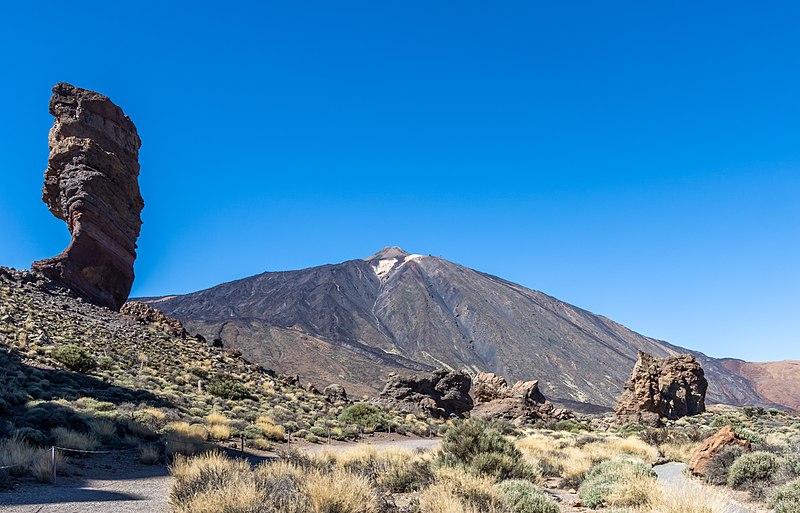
[373,258,398,278]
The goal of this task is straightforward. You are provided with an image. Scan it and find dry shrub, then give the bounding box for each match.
[517,432,658,486]
[208,424,231,441]
[256,416,286,441]
[51,427,98,451]
[0,435,38,477]
[205,412,230,426]
[140,444,162,465]
[304,466,379,513]
[659,440,699,463]
[658,482,733,513]
[313,445,432,492]
[166,422,209,456]
[89,420,117,443]
[170,451,381,513]
[29,449,65,483]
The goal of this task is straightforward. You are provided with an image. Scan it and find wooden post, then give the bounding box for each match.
[51,446,56,484]
[241,435,244,454]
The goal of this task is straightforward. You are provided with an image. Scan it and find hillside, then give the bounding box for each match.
[0,266,431,454]
[141,247,777,411]
[719,359,800,412]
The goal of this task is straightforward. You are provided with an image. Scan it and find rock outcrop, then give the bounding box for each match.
[323,383,348,403]
[471,372,572,425]
[688,425,751,476]
[375,369,473,418]
[615,351,708,424]
[120,302,186,338]
[31,83,143,311]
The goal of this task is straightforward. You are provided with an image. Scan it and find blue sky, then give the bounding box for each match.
[1,2,798,362]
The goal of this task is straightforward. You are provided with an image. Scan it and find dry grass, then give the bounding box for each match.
[165,422,209,456]
[605,471,662,508]
[0,435,38,477]
[89,419,117,442]
[170,450,381,513]
[204,412,230,426]
[29,449,64,483]
[657,482,734,513]
[659,440,699,463]
[51,427,98,451]
[517,432,659,485]
[419,467,506,513]
[207,424,231,441]
[140,445,162,465]
[256,416,286,441]
[311,445,432,492]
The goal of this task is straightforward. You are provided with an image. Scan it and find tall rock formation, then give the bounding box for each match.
[615,351,708,424]
[31,83,143,310]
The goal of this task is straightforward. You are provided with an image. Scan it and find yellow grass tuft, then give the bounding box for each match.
[52,427,98,451]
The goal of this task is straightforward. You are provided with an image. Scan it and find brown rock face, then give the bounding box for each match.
[375,369,473,418]
[471,372,572,425]
[615,351,708,423]
[120,302,186,338]
[31,83,143,311]
[688,425,751,476]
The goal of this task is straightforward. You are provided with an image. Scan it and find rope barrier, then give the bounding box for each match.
[52,446,139,454]
[0,463,27,470]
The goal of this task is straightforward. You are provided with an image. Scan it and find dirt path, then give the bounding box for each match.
[0,436,442,513]
[653,462,761,513]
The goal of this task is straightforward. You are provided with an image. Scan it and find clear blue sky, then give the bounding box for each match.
[1,2,798,362]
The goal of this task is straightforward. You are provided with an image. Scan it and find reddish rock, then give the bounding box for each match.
[688,425,751,476]
[31,83,143,311]
[615,351,708,423]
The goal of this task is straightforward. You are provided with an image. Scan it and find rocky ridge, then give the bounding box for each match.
[31,83,143,311]
[615,351,708,425]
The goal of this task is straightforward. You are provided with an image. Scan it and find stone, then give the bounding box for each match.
[688,425,751,476]
[31,83,143,311]
[323,383,348,403]
[120,302,187,338]
[471,372,572,425]
[615,351,708,423]
[375,369,473,418]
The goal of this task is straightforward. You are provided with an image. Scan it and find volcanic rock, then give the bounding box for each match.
[471,372,572,425]
[375,369,472,418]
[688,425,751,476]
[31,82,143,311]
[323,383,348,403]
[615,351,708,424]
[121,302,187,338]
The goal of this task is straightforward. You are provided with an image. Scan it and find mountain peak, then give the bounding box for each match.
[365,246,410,262]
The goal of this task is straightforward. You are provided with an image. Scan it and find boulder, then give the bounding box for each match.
[31,83,143,311]
[471,372,572,425]
[120,302,187,338]
[375,369,472,418]
[615,351,708,423]
[688,425,751,476]
[323,383,348,403]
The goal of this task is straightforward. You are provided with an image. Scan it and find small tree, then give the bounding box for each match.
[338,403,386,430]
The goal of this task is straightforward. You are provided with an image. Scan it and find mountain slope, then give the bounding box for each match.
[141,247,775,410]
[719,359,800,411]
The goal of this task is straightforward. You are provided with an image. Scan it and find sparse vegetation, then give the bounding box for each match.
[578,460,657,508]
[51,344,97,373]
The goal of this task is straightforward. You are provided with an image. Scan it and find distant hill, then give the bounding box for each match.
[141,247,784,411]
[719,359,800,412]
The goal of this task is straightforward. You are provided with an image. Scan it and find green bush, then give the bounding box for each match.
[497,479,560,513]
[728,451,780,488]
[338,404,386,430]
[704,445,743,486]
[438,418,534,480]
[52,344,97,373]
[206,374,250,400]
[770,478,800,513]
[578,460,656,509]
